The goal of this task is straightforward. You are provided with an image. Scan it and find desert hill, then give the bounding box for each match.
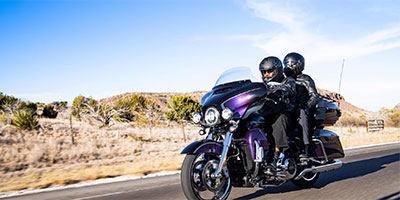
[393,103,400,112]
[100,88,368,116]
[317,89,368,115]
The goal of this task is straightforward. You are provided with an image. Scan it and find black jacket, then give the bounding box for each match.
[264,76,297,112]
[294,73,319,109]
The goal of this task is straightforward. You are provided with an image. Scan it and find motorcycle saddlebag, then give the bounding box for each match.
[312,129,345,160]
[314,99,341,126]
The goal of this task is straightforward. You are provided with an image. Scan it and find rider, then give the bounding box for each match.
[283,52,319,159]
[259,56,296,167]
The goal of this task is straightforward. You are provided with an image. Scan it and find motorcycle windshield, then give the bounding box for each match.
[214,67,259,87]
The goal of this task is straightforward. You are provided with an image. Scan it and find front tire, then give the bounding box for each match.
[181,154,232,200]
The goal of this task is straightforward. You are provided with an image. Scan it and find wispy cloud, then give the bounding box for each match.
[243,0,400,65]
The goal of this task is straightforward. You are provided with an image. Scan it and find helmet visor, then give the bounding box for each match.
[285,60,298,68]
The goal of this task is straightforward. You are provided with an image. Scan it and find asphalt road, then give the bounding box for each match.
[3,142,400,200]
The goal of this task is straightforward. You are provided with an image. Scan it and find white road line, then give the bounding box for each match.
[344,141,400,150]
[72,182,180,200]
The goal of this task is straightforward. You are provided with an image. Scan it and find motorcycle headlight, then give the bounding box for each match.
[204,107,219,126]
[192,112,201,124]
[221,108,233,121]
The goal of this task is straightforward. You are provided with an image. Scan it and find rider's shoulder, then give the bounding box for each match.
[285,76,296,82]
[296,73,314,81]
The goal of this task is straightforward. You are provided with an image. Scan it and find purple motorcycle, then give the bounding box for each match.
[180,67,345,200]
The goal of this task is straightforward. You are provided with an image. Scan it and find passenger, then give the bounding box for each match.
[283,52,319,159]
[259,56,296,167]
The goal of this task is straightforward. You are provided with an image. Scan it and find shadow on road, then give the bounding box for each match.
[233,152,400,200]
[378,190,400,200]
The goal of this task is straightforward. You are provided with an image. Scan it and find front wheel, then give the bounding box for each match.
[290,171,320,188]
[181,153,232,200]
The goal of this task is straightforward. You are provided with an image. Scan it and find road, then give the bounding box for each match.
[2,142,400,200]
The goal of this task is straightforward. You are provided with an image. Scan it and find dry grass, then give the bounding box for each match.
[329,126,400,148]
[0,118,399,193]
[0,118,201,192]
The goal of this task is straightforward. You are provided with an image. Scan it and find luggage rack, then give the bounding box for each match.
[320,95,338,103]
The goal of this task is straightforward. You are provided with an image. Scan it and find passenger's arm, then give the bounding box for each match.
[302,75,319,109]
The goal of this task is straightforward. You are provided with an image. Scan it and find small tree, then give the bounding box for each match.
[114,94,148,123]
[165,95,200,142]
[84,99,129,127]
[71,96,88,120]
[145,98,163,137]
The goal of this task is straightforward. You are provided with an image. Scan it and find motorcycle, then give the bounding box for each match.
[180,67,345,200]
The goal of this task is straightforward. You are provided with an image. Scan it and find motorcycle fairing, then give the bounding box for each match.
[180,140,223,155]
[201,81,267,118]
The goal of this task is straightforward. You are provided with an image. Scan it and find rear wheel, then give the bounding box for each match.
[181,153,232,200]
[290,171,319,188]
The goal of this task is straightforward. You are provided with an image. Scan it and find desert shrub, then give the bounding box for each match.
[165,95,200,122]
[17,101,38,114]
[0,113,6,124]
[51,101,68,111]
[42,104,58,118]
[133,112,149,124]
[379,107,400,127]
[388,111,400,127]
[12,111,39,130]
[0,92,18,108]
[336,114,366,127]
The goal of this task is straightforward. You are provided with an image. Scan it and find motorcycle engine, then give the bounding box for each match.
[276,157,297,180]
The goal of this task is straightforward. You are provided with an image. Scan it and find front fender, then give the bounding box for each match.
[181,140,223,155]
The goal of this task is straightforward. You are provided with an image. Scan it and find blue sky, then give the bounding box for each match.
[1,0,399,111]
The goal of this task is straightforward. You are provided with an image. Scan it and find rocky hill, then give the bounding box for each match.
[393,103,400,112]
[100,88,368,116]
[317,88,368,115]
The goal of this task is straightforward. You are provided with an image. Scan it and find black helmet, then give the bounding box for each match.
[259,56,284,82]
[283,52,305,76]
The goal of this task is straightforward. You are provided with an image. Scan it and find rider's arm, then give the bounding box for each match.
[266,77,296,102]
[282,77,297,99]
[298,74,319,109]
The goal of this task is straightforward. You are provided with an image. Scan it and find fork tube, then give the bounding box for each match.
[213,131,233,178]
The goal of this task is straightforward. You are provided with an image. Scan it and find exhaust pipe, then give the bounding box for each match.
[294,159,343,180]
